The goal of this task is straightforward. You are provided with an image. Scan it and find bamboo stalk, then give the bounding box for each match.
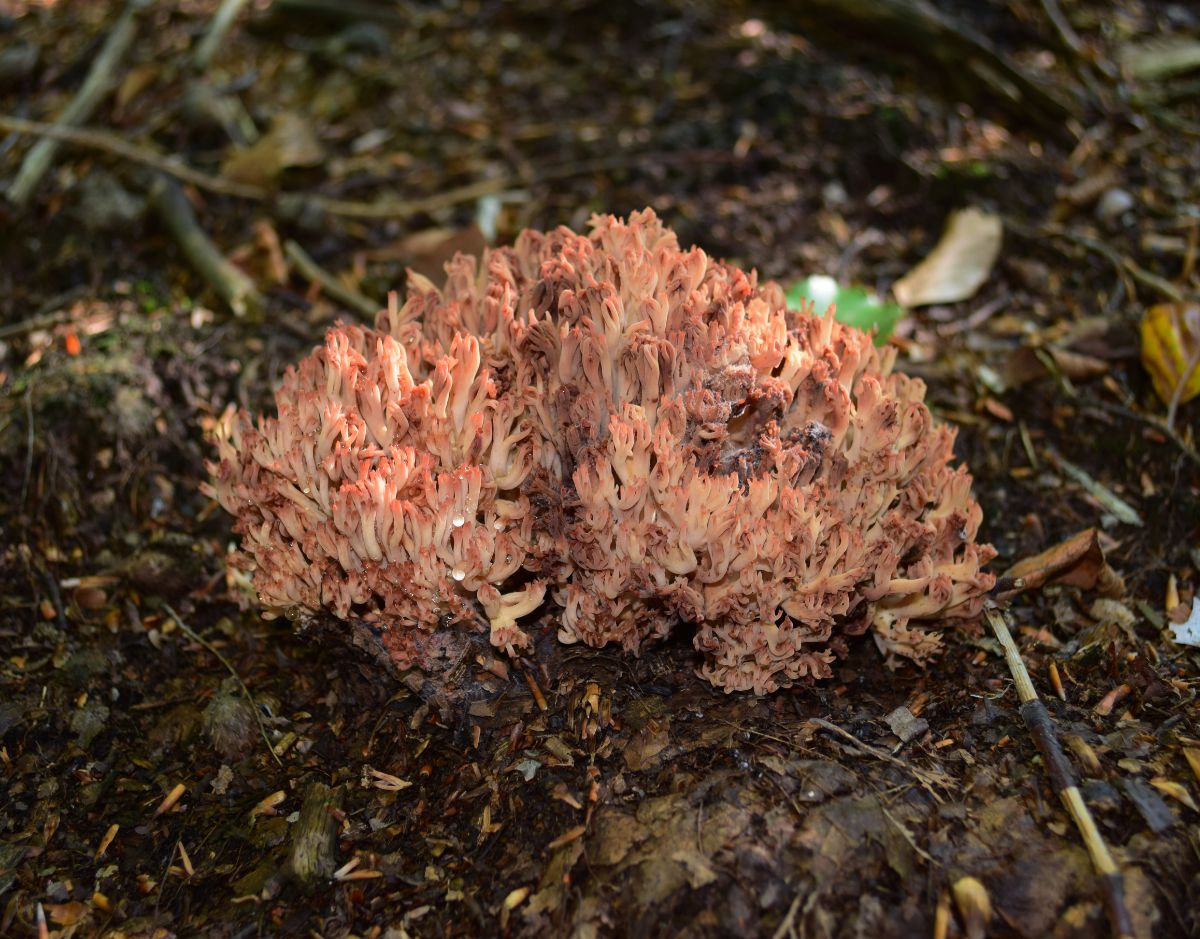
[985,607,1133,939]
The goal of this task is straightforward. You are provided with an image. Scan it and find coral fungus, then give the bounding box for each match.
[208,209,995,693]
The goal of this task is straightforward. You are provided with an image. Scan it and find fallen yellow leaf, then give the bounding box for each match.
[1140,302,1200,408]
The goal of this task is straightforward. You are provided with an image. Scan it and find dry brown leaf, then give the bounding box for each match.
[367,225,488,282]
[222,112,326,186]
[893,208,1002,308]
[1139,302,1200,412]
[1000,528,1124,597]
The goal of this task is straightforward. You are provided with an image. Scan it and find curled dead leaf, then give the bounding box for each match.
[998,528,1124,598]
[222,112,326,187]
[893,208,1002,308]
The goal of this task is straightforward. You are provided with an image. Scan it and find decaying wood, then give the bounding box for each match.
[289,780,343,884]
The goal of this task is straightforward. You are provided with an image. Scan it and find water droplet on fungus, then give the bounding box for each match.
[452,515,465,528]
[452,568,466,582]
[285,606,302,622]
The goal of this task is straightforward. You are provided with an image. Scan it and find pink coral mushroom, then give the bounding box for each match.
[208,209,995,694]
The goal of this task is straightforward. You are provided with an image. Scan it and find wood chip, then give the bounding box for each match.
[546,824,587,851]
[154,783,186,817]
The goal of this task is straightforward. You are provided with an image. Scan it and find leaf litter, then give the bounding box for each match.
[0,1,1197,938]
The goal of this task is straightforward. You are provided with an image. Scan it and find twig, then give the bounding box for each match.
[1044,447,1144,526]
[6,0,148,206]
[20,384,34,511]
[293,149,745,220]
[162,604,283,768]
[771,892,803,939]
[1078,399,1200,468]
[0,286,92,341]
[148,173,263,318]
[1038,0,1117,94]
[284,239,379,318]
[808,717,953,799]
[984,608,1133,939]
[1009,217,1190,305]
[191,0,252,73]
[0,115,268,200]
[1166,340,1200,432]
[294,175,516,221]
[0,114,745,222]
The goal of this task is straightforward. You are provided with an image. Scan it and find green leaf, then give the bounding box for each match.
[785,275,904,344]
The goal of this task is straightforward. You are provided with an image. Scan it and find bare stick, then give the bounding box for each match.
[985,607,1133,939]
[7,0,148,206]
[148,174,263,318]
[192,0,252,72]
[1166,340,1200,432]
[0,115,268,200]
[284,239,379,318]
[162,604,282,768]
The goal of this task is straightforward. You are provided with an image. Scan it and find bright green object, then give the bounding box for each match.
[785,276,904,344]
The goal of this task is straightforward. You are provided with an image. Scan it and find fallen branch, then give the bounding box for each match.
[0,114,745,223]
[284,239,380,317]
[191,0,252,73]
[985,607,1133,939]
[6,0,148,206]
[148,174,263,318]
[0,115,268,199]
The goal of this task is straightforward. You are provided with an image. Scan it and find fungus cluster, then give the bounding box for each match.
[208,210,995,694]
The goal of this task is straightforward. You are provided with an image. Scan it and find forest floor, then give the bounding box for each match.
[1,1,1198,937]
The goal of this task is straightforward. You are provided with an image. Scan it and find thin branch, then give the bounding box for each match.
[1079,399,1200,468]
[6,0,148,206]
[192,0,252,73]
[162,604,283,768]
[284,239,380,318]
[0,114,268,200]
[1008,217,1191,305]
[148,173,263,318]
[1166,340,1200,432]
[985,608,1133,939]
[808,717,953,799]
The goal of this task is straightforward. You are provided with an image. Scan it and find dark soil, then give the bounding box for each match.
[1,1,1198,937]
